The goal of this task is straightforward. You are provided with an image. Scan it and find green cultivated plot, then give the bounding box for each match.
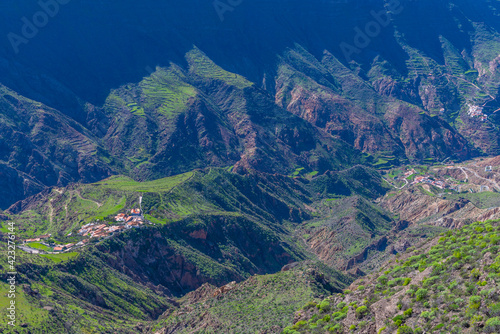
[95,172,193,192]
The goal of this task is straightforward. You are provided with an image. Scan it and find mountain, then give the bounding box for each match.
[152,262,351,334]
[1,1,500,333]
[1,0,500,208]
[0,85,113,209]
[283,218,500,334]
[0,166,393,333]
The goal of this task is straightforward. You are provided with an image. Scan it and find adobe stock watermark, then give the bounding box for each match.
[213,0,243,22]
[5,220,17,327]
[7,0,71,54]
[340,0,404,62]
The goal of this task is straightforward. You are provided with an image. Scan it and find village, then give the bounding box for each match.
[467,104,488,121]
[21,208,147,254]
[388,160,498,194]
[410,172,448,189]
[391,168,450,190]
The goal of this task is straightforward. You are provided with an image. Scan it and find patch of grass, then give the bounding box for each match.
[26,242,53,252]
[96,172,193,193]
[41,252,79,263]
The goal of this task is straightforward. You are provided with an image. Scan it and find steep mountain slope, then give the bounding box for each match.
[283,219,500,334]
[6,160,500,333]
[152,262,351,334]
[0,49,367,209]
[0,85,112,209]
[276,46,472,165]
[1,1,500,208]
[100,48,365,180]
[0,244,173,334]
[0,165,394,333]
[1,0,499,108]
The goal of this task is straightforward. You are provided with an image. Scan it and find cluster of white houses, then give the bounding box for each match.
[22,209,146,253]
[77,208,145,238]
[468,104,488,121]
[412,176,448,189]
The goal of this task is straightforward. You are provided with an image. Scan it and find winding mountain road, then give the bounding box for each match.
[462,167,500,191]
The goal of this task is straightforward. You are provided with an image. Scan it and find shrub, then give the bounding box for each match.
[469,296,481,309]
[403,278,412,286]
[403,308,413,318]
[422,276,439,288]
[397,326,414,334]
[356,305,369,319]
[294,320,307,328]
[393,315,404,326]
[328,324,342,333]
[318,300,331,312]
[378,275,388,285]
[377,327,387,334]
[418,260,428,272]
[303,301,317,310]
[332,311,347,322]
[489,303,500,316]
[415,288,428,301]
[420,310,435,320]
[485,317,500,332]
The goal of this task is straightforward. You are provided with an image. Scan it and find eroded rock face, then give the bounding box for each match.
[380,189,467,223]
[95,215,301,296]
[188,229,208,240]
[380,188,500,227]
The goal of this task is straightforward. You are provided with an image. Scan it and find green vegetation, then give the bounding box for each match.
[186,47,252,89]
[106,64,198,120]
[446,191,500,209]
[154,263,350,334]
[6,164,391,333]
[40,252,79,263]
[26,242,53,252]
[96,172,193,192]
[0,245,171,334]
[285,219,500,333]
